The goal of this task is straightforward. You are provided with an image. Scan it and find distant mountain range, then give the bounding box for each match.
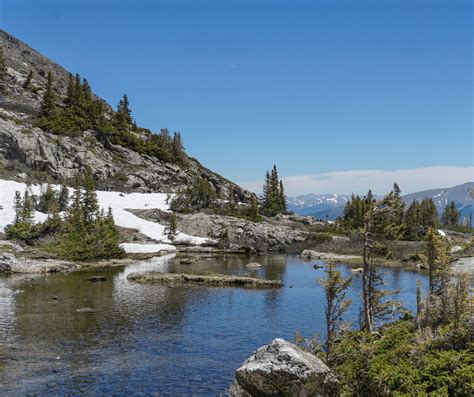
[288,182,474,221]
[287,194,351,219]
[402,182,474,222]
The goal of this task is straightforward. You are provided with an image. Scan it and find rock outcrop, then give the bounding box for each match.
[228,338,339,397]
[130,209,310,253]
[300,249,362,263]
[0,251,76,273]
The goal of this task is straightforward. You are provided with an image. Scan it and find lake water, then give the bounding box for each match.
[0,254,427,396]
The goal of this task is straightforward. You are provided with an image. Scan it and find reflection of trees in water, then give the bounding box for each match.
[0,282,16,344]
[260,256,287,318]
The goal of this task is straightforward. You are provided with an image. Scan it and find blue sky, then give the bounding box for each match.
[1,0,472,194]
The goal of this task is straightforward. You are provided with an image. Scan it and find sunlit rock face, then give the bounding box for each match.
[228,338,339,397]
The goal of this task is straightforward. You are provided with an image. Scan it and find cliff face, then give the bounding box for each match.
[0,29,248,198]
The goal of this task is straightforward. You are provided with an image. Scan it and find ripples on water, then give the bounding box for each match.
[0,255,427,396]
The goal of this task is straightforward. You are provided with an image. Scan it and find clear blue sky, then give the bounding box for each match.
[1,0,472,189]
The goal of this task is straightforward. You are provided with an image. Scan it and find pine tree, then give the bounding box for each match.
[361,192,400,332]
[441,201,460,226]
[261,165,286,216]
[165,212,178,241]
[0,47,6,91]
[172,132,186,164]
[58,179,69,211]
[318,261,352,364]
[247,193,261,221]
[13,191,22,223]
[279,180,287,213]
[449,201,459,225]
[38,178,56,213]
[65,73,76,106]
[23,70,33,89]
[115,94,132,130]
[40,71,57,118]
[262,171,271,209]
[82,169,99,223]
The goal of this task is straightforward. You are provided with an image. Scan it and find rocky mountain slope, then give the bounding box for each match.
[0,29,248,199]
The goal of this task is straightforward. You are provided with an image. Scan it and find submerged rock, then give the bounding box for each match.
[87,276,107,282]
[228,338,339,397]
[246,262,262,269]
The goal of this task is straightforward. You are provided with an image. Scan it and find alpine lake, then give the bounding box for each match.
[0,254,428,396]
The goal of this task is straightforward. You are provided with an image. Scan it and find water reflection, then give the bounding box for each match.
[0,255,428,396]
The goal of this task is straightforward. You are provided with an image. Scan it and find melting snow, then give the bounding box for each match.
[0,179,211,251]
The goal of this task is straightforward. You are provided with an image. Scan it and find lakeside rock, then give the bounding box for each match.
[300,249,362,263]
[228,338,339,397]
[0,252,76,273]
[127,272,282,288]
[246,262,262,269]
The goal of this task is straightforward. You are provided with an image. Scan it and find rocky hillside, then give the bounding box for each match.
[0,29,248,199]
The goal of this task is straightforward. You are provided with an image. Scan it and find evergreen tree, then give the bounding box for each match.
[115,94,132,130]
[247,193,261,222]
[13,191,22,223]
[262,171,271,209]
[165,212,178,241]
[58,179,69,211]
[6,188,37,242]
[171,132,186,164]
[261,165,286,216]
[40,71,57,118]
[65,73,76,106]
[441,201,459,226]
[361,192,400,332]
[23,70,33,89]
[0,47,6,91]
[279,180,287,213]
[319,261,352,364]
[82,169,99,223]
[38,178,56,213]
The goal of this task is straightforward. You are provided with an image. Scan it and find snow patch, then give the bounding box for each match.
[120,243,176,253]
[0,179,212,246]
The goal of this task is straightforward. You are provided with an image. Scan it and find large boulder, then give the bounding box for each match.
[228,338,339,397]
[0,252,17,273]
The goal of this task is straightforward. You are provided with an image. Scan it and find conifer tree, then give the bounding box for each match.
[115,94,132,130]
[65,73,76,106]
[0,47,6,91]
[165,212,178,241]
[38,178,56,213]
[361,192,400,332]
[172,132,186,164]
[319,261,352,364]
[13,191,22,223]
[247,193,261,221]
[23,70,33,89]
[279,180,287,213]
[261,165,286,216]
[82,169,99,223]
[40,71,57,118]
[441,201,459,226]
[58,179,69,211]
